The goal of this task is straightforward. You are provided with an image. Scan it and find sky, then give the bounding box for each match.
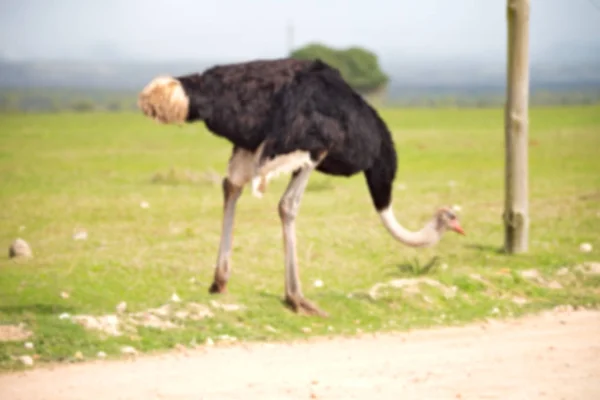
[0,0,599,64]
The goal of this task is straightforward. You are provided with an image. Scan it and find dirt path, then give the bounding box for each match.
[1,309,599,400]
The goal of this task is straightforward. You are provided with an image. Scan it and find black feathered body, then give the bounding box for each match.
[177,58,398,211]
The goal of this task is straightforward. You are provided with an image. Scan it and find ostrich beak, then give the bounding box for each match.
[450,220,466,235]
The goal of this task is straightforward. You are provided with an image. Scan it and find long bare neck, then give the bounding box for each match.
[378,207,442,248]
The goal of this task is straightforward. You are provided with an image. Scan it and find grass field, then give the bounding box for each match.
[1,106,599,371]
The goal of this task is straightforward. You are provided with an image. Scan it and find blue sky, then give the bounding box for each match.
[1,0,599,63]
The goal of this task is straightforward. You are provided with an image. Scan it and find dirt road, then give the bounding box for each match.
[1,309,599,400]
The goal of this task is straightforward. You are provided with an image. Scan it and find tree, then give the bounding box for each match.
[290,43,389,95]
[503,0,531,253]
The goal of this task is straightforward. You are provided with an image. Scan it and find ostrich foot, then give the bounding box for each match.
[208,280,227,294]
[284,294,328,317]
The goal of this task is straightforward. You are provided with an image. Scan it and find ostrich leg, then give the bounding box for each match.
[209,177,242,293]
[278,163,327,317]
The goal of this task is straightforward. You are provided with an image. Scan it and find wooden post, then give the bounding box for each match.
[504,0,531,253]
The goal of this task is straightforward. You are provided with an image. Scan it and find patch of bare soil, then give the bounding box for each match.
[1,309,599,400]
[63,300,244,338]
[0,324,32,342]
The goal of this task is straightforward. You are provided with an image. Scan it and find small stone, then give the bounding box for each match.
[120,346,137,355]
[217,334,237,342]
[74,351,84,360]
[301,327,312,333]
[396,183,407,190]
[140,201,150,209]
[451,204,462,212]
[520,269,541,279]
[24,341,34,349]
[174,310,189,319]
[60,291,70,299]
[18,355,34,366]
[170,293,181,302]
[59,313,71,320]
[579,243,592,253]
[441,263,449,270]
[553,304,574,313]
[209,300,244,312]
[9,238,32,258]
[547,281,563,290]
[264,325,278,333]
[72,229,88,241]
[491,307,500,315]
[116,301,127,313]
[313,279,324,288]
[97,351,107,359]
[577,262,600,275]
[512,296,528,305]
[220,303,242,312]
[205,337,214,346]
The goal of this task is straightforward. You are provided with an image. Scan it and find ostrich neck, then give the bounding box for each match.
[378,207,441,248]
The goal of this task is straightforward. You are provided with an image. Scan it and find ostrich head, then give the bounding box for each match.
[434,207,465,236]
[138,76,190,124]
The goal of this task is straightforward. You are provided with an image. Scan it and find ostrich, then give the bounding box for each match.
[138,58,465,316]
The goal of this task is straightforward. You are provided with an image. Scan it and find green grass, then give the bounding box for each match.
[1,106,599,371]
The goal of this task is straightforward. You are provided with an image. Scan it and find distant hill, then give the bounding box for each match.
[0,55,599,100]
[0,60,217,90]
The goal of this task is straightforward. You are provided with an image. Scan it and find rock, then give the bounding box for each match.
[72,314,122,336]
[72,229,88,241]
[9,238,32,258]
[576,262,600,276]
[313,279,324,288]
[547,280,563,290]
[217,334,237,343]
[553,305,574,313]
[520,269,541,279]
[24,341,34,349]
[18,355,34,366]
[97,351,107,359]
[579,243,592,253]
[120,346,137,356]
[209,300,245,312]
[116,301,127,313]
[512,296,528,305]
